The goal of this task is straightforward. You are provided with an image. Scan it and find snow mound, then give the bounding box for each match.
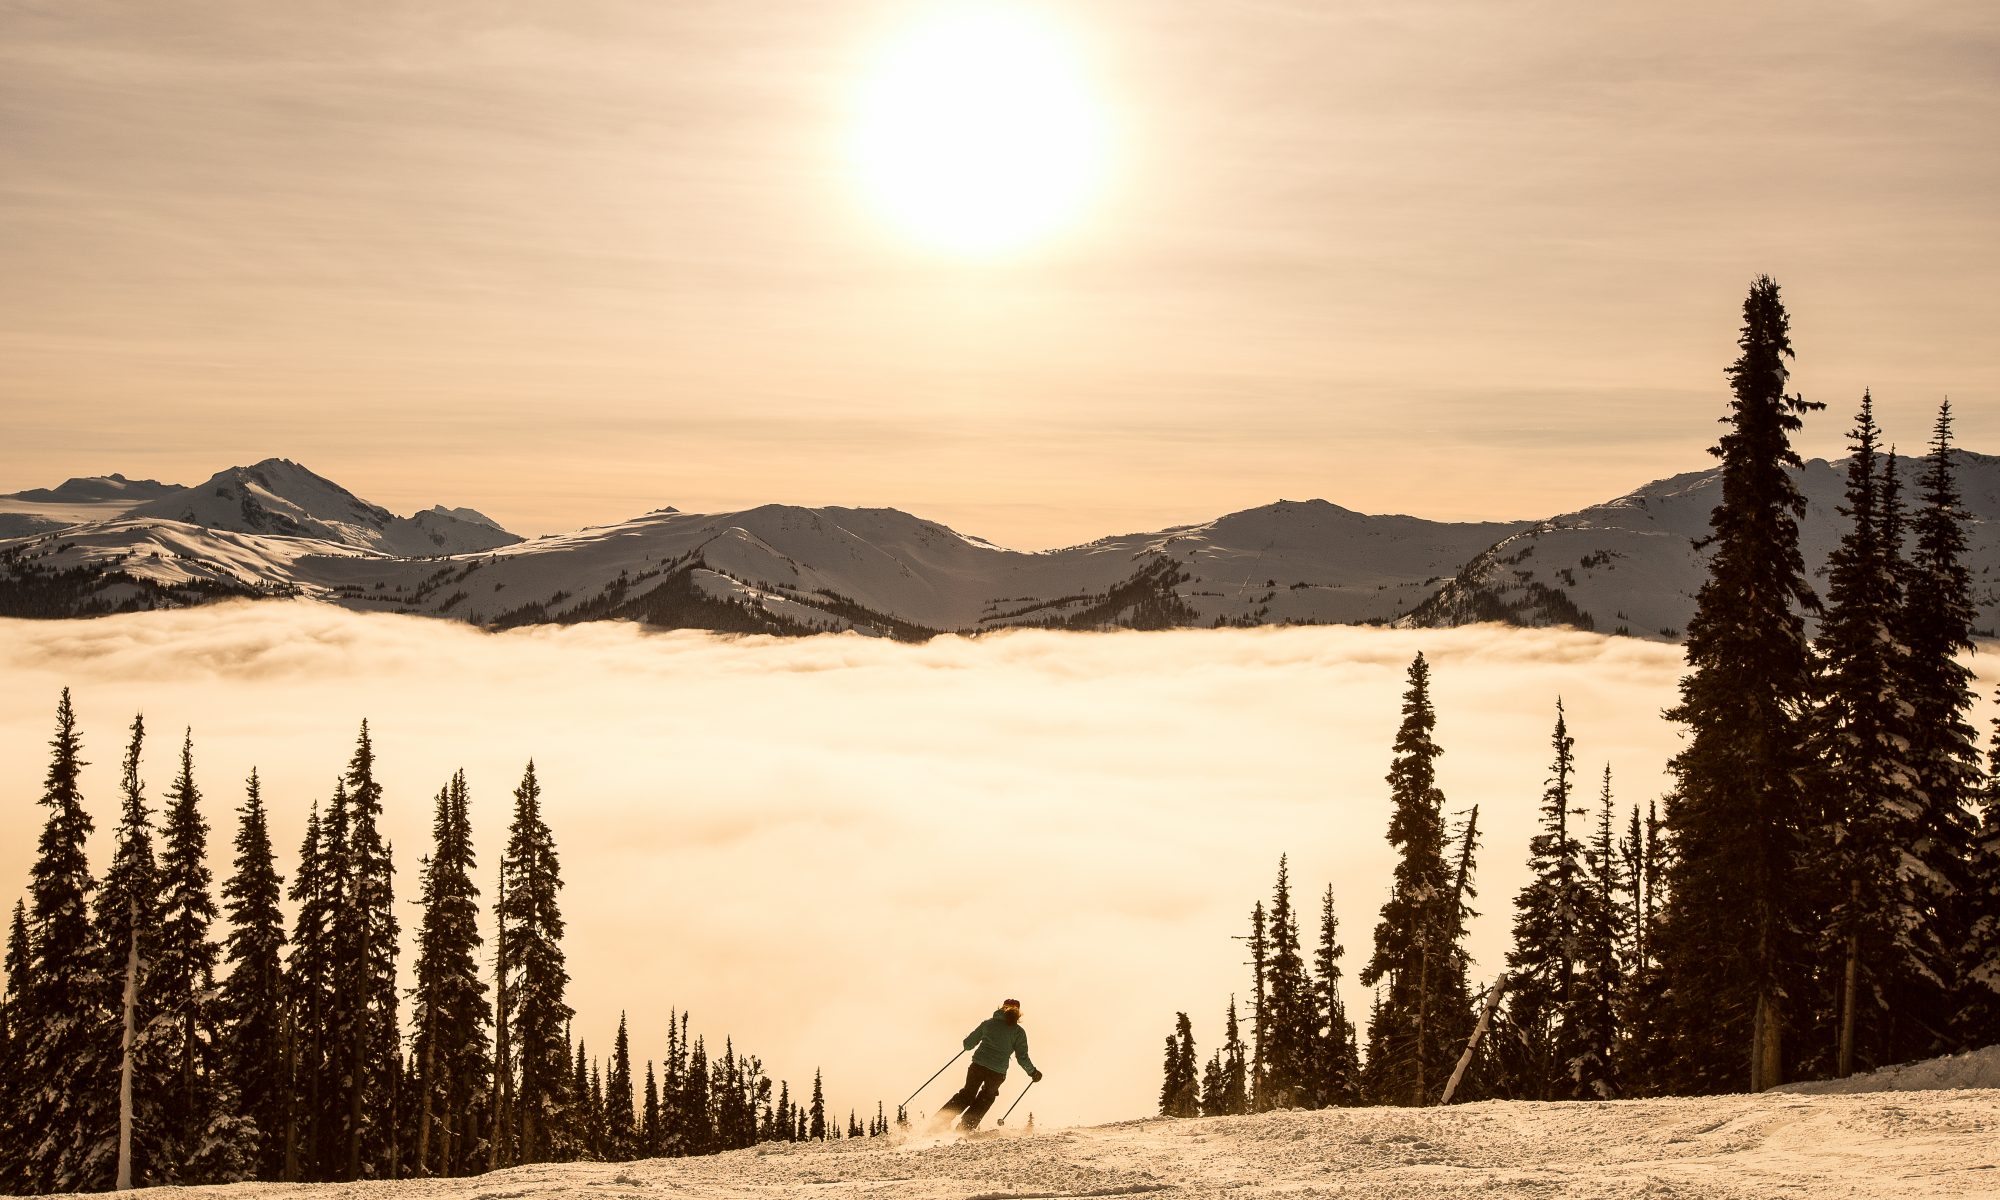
[145,1089,2000,1199]
[1776,1044,2000,1095]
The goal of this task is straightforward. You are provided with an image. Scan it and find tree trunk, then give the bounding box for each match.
[417,993,436,1175]
[1838,878,1861,1078]
[1441,973,1506,1106]
[117,902,139,1191]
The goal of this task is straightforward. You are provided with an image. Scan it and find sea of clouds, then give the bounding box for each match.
[2,602,1991,1126]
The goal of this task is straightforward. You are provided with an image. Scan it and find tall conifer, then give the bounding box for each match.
[1158,1013,1198,1116]
[86,714,168,1190]
[1901,402,1991,1052]
[410,770,489,1177]
[220,769,289,1178]
[1312,887,1359,1106]
[499,761,571,1163]
[1503,700,1587,1098]
[1659,276,1821,1093]
[1360,654,1470,1105]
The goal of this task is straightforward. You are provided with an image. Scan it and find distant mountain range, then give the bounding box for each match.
[2,455,1996,639]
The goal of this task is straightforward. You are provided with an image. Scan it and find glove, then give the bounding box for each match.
[1031,1070,1044,1083]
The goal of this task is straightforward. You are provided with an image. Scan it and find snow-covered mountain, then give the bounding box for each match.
[0,472,186,538]
[121,459,522,557]
[4,452,1999,638]
[1404,451,2000,638]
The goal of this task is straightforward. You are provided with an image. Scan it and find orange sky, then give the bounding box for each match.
[3,1,1996,549]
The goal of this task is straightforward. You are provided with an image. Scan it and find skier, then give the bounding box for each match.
[934,998,1043,1132]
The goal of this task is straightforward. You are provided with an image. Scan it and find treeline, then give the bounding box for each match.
[1164,277,2000,1110]
[0,710,878,1194]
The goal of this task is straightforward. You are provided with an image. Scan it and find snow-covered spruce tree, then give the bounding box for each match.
[1360,653,1474,1105]
[1569,768,1626,1099]
[330,722,401,1178]
[410,770,490,1177]
[608,1013,635,1158]
[15,692,100,1194]
[220,769,289,1180]
[155,729,255,1183]
[1502,700,1586,1099]
[1658,276,1822,1094]
[1258,857,1318,1109]
[499,760,573,1163]
[1809,395,1933,1078]
[84,713,173,1190]
[1158,1013,1199,1116]
[1900,402,1991,1055]
[808,1068,826,1141]
[1312,886,1360,1106]
[286,794,340,1178]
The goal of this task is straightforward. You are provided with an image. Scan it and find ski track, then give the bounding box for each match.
[117,1090,2000,1200]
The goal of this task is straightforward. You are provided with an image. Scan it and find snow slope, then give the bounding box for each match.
[1404,451,2000,638]
[131,1089,2000,1199]
[1778,1043,2000,1095]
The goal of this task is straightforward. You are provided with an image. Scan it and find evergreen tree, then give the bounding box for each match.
[1617,800,1670,1096]
[1245,902,1267,1109]
[1810,396,1935,1077]
[220,769,289,1179]
[1218,997,1249,1115]
[88,713,168,1190]
[0,901,29,1193]
[608,1013,635,1159]
[409,770,490,1177]
[1197,1050,1225,1117]
[1158,1013,1199,1117]
[154,728,253,1182]
[1962,696,2000,1046]
[287,792,342,1178]
[1659,276,1822,1093]
[1360,654,1472,1105]
[1258,857,1316,1108]
[499,761,571,1163]
[643,1061,661,1156]
[1900,402,1990,1053]
[1312,887,1360,1106]
[808,1069,826,1141]
[1503,700,1587,1099]
[329,722,401,1178]
[1569,768,1625,1098]
[16,692,99,1194]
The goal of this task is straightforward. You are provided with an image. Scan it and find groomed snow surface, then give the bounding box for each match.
[148,1077,1998,1199]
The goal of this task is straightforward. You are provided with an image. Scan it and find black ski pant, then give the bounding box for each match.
[937,1062,1006,1130]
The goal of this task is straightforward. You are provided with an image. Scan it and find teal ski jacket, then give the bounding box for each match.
[964,1010,1038,1078]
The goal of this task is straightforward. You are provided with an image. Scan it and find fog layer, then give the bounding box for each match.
[6,603,1979,1125]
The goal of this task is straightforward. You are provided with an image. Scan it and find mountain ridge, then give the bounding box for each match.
[2,454,1995,640]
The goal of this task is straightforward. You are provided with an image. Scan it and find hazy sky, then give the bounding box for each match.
[3,1,1997,548]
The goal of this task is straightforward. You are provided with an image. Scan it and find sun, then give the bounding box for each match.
[848,4,1112,258]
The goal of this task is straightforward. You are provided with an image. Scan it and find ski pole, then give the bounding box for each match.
[902,1049,966,1111]
[996,1079,1035,1126]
